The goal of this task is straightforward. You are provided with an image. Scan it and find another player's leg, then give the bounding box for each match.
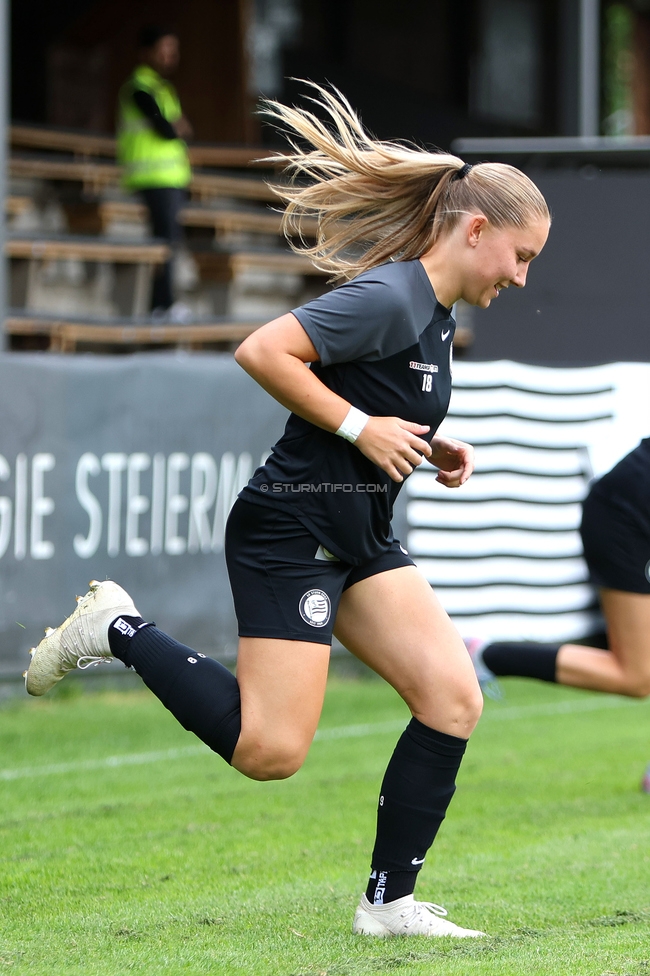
[334,565,486,938]
[466,589,650,699]
[556,589,650,697]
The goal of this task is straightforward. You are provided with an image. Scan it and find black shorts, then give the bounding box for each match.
[224,498,415,644]
[580,489,650,594]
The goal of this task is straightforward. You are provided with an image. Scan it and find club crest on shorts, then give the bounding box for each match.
[299,589,331,627]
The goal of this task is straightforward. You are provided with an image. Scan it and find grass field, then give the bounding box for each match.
[0,673,649,976]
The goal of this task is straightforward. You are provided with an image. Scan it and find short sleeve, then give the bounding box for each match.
[292,271,415,367]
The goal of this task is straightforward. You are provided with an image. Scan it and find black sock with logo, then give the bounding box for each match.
[365,870,416,905]
[108,617,241,764]
[365,718,467,905]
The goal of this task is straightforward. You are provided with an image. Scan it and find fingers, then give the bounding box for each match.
[429,436,475,486]
[356,418,434,482]
[401,422,432,457]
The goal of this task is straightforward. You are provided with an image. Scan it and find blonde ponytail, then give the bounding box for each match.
[262,83,549,280]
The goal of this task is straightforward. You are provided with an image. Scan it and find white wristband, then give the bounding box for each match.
[335,406,369,443]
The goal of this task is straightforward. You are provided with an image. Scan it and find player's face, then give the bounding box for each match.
[463,217,549,309]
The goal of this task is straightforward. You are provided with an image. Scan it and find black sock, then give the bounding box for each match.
[482,642,560,682]
[108,617,241,763]
[366,869,416,905]
[108,615,152,657]
[368,718,467,902]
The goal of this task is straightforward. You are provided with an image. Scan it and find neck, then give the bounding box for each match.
[418,240,463,310]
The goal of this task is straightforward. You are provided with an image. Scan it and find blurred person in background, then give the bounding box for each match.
[117,25,193,321]
[468,439,650,716]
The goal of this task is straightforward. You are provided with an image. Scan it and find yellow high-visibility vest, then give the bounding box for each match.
[117,65,191,191]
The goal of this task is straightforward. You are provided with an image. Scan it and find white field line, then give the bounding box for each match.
[1,695,647,783]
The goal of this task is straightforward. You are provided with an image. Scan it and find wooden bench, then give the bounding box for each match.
[4,313,264,353]
[6,236,170,317]
[6,195,34,218]
[191,248,330,284]
[10,155,283,202]
[4,313,473,354]
[10,124,273,169]
[63,198,319,240]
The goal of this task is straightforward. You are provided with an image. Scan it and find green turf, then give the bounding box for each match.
[0,674,649,975]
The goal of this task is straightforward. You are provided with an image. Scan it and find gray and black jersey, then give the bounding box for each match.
[241,259,455,565]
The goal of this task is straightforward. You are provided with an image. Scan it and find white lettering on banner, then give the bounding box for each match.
[0,455,11,558]
[165,453,190,555]
[150,453,166,556]
[74,454,102,558]
[14,454,27,560]
[72,451,252,559]
[30,454,55,559]
[0,454,56,561]
[101,453,127,557]
[126,454,150,557]
[188,453,218,554]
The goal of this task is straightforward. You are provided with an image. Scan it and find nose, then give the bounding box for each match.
[513,265,529,288]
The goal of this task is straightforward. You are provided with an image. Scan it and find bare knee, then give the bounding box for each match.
[415,681,483,739]
[232,739,307,781]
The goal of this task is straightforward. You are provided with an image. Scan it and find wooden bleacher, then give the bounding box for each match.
[5,312,265,353]
[10,156,283,202]
[56,198,319,242]
[7,235,170,317]
[5,311,473,355]
[10,123,273,169]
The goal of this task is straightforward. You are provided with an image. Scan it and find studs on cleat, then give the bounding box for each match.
[89,580,100,590]
[22,670,28,678]
[29,647,36,657]
[75,595,82,604]
[44,627,55,637]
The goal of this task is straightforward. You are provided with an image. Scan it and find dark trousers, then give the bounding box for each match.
[139,187,185,311]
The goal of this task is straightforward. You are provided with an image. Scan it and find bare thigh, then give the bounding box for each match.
[557,589,650,697]
[334,566,483,739]
[231,636,331,780]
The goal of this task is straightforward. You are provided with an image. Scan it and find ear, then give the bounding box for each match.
[467,214,488,248]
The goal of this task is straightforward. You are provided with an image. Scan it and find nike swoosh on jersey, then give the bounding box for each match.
[441,329,451,341]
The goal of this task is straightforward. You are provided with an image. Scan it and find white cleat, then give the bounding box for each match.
[464,637,503,701]
[352,894,487,938]
[24,580,140,697]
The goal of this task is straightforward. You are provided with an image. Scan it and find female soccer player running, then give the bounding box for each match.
[25,86,549,938]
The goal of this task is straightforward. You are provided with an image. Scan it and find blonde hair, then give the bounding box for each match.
[262,83,550,280]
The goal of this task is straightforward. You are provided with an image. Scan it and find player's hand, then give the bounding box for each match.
[428,435,474,487]
[355,417,432,482]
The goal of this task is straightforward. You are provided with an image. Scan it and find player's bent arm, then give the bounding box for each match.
[235,312,433,482]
